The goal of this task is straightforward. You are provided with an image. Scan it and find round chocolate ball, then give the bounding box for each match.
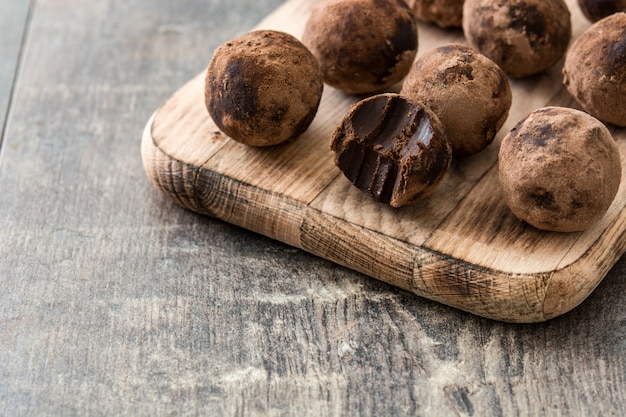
[401,44,512,156]
[462,0,572,78]
[301,0,418,94]
[563,12,626,127]
[498,107,622,232]
[331,93,452,207]
[578,0,626,22]
[407,0,465,28]
[205,30,323,147]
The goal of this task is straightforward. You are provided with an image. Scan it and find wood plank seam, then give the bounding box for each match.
[0,0,35,147]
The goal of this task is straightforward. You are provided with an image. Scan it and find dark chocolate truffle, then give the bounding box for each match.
[577,0,626,22]
[498,107,621,232]
[331,93,452,207]
[462,0,572,78]
[563,13,626,127]
[205,30,323,147]
[301,0,418,94]
[401,44,512,156]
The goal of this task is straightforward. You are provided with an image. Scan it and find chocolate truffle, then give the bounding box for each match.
[498,107,622,232]
[331,94,452,207]
[205,30,323,147]
[301,0,418,94]
[462,0,572,78]
[578,0,626,22]
[400,44,512,156]
[407,0,465,28]
[563,13,626,127]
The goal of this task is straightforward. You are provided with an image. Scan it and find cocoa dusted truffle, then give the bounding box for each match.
[205,30,323,147]
[331,94,452,207]
[578,0,626,22]
[563,13,626,127]
[462,0,572,78]
[498,107,621,232]
[301,0,418,94]
[407,0,465,28]
[400,44,512,156]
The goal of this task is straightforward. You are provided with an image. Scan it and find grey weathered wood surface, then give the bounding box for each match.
[0,0,624,415]
[0,0,30,132]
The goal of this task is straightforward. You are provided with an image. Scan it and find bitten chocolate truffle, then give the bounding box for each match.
[578,0,626,22]
[401,44,512,156]
[462,0,572,78]
[498,107,622,232]
[205,30,323,147]
[331,94,452,207]
[563,13,626,127]
[407,0,465,28]
[301,0,418,94]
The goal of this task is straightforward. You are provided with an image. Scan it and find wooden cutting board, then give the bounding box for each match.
[141,0,626,322]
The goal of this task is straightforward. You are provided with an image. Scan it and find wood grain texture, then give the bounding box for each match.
[1,0,625,416]
[142,0,626,322]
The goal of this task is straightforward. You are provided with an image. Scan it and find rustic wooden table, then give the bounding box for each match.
[1,0,624,416]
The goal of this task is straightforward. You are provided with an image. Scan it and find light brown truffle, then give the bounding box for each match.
[563,13,626,127]
[462,0,572,78]
[577,0,626,22]
[400,44,512,156]
[407,0,465,28]
[301,0,418,94]
[205,30,323,147]
[498,107,622,232]
[331,94,452,207]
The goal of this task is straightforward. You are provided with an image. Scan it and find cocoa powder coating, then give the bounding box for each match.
[406,0,465,28]
[462,0,571,78]
[205,30,323,147]
[302,0,418,94]
[401,44,512,156]
[563,13,626,127]
[498,107,622,232]
[331,94,452,207]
